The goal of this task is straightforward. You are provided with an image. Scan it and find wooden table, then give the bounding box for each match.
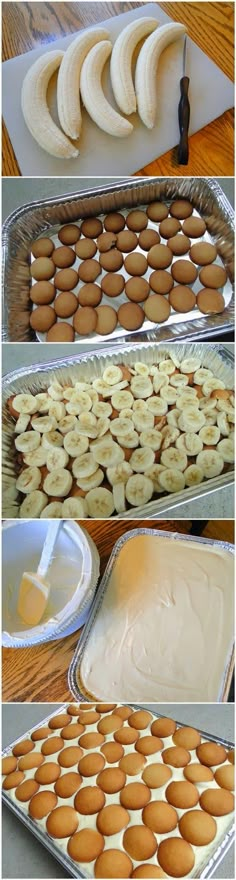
[2,1,234,176]
[2,518,234,703]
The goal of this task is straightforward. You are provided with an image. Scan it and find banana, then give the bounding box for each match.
[46,448,69,470]
[135,23,186,128]
[199,398,217,411]
[194,368,213,385]
[72,454,98,479]
[42,431,64,450]
[35,393,50,413]
[217,439,234,463]
[180,357,201,374]
[15,431,41,454]
[57,28,109,138]
[110,418,134,437]
[159,359,176,375]
[133,362,150,377]
[40,502,63,518]
[96,417,110,438]
[111,391,134,410]
[133,410,154,432]
[21,51,79,159]
[13,393,38,415]
[48,381,65,401]
[131,376,153,399]
[158,468,185,493]
[216,399,234,416]
[178,408,205,433]
[23,449,47,467]
[92,440,124,467]
[77,412,98,439]
[167,409,180,428]
[140,429,162,451]
[177,389,198,405]
[202,378,225,397]
[20,491,48,519]
[184,465,204,487]
[93,378,111,394]
[86,487,115,518]
[217,412,230,436]
[132,399,148,412]
[103,365,123,385]
[196,450,224,478]
[125,474,153,507]
[118,430,139,449]
[153,372,169,393]
[80,41,133,137]
[161,447,187,472]
[145,463,166,492]
[92,402,112,418]
[160,386,179,405]
[74,381,92,392]
[63,386,75,400]
[62,497,87,518]
[16,467,41,494]
[64,431,89,457]
[199,426,220,446]
[170,374,188,388]
[176,432,203,456]
[66,394,92,416]
[110,17,157,115]
[32,416,57,433]
[76,468,104,492]
[161,426,180,449]
[130,447,155,472]
[113,482,126,513]
[43,468,73,497]
[48,400,66,421]
[147,397,168,417]
[58,415,77,434]
[107,462,133,486]
[103,381,128,399]
[119,408,134,420]
[15,414,31,433]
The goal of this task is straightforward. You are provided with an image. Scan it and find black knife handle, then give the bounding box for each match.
[178,75,190,165]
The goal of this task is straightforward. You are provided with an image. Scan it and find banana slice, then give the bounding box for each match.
[132,399,148,412]
[158,468,185,493]
[131,376,153,399]
[170,374,188,388]
[62,497,87,518]
[107,462,133,486]
[92,402,112,418]
[196,450,224,478]
[15,432,41,454]
[199,426,220,446]
[48,382,66,401]
[21,51,79,159]
[15,414,31,433]
[13,393,38,415]
[161,426,180,449]
[130,447,155,472]
[103,366,123,385]
[118,430,139,449]
[43,468,73,497]
[96,417,110,438]
[111,391,134,410]
[202,378,225,397]
[20,491,48,519]
[145,464,166,492]
[72,454,98,479]
[217,439,234,463]
[40,502,63,518]
[133,362,150,377]
[166,409,180,428]
[120,408,134,420]
[135,23,186,128]
[159,359,176,375]
[199,397,217,411]
[147,397,168,417]
[74,381,92,392]
[93,378,111,394]
[58,415,77,434]
[48,401,66,421]
[92,440,124,467]
[217,412,230,436]
[178,409,205,433]
[57,27,109,138]
[46,448,69,470]
[177,388,198,405]
[66,392,92,415]
[35,393,50,413]
[184,465,204,487]
[64,431,89,457]
[63,386,75,400]
[77,412,98,439]
[110,17,157,115]
[180,358,201,374]
[103,381,128,399]
[110,418,133,438]
[194,368,213,385]
[80,41,133,137]
[176,432,203,455]
[133,410,155,432]
[125,474,153,507]
[160,386,179,405]
[140,429,162,451]
[86,487,115,518]
[113,482,126,513]
[86,387,99,407]
[16,467,41,494]
[23,449,47,467]
[216,399,234,416]
[32,416,57,433]
[161,447,187,472]
[153,372,169,393]
[42,431,64,450]
[76,468,104,491]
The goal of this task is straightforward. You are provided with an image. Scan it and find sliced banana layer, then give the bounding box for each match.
[80,41,133,137]
[21,51,79,159]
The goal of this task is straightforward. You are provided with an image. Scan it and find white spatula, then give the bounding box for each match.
[17,520,61,626]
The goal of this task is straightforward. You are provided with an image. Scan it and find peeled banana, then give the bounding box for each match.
[57,28,109,138]
[110,17,158,115]
[135,22,187,128]
[80,41,133,137]
[21,51,79,158]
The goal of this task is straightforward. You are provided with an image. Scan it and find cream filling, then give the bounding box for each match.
[79,535,234,702]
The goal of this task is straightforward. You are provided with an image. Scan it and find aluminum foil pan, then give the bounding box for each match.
[2,177,234,343]
[2,341,234,519]
[68,528,234,705]
[2,703,235,880]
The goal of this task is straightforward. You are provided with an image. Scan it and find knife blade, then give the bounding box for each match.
[178,35,190,165]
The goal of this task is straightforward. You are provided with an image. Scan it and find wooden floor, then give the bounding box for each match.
[203,520,234,544]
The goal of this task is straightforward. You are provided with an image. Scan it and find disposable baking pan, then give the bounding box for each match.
[2,340,234,519]
[68,528,234,705]
[2,703,235,880]
[2,177,234,343]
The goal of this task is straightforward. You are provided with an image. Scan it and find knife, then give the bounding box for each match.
[178,35,190,165]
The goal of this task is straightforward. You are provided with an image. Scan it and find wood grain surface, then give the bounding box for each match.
[2,518,234,704]
[2,1,234,177]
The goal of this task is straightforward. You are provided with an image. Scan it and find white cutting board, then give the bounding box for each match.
[2,3,234,177]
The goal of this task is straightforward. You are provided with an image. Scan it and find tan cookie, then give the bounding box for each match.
[126,210,148,232]
[118,302,144,330]
[31,726,52,741]
[30,281,56,305]
[35,763,61,784]
[30,306,56,333]
[54,772,82,798]
[104,213,126,232]
[125,277,150,302]
[170,200,193,219]
[199,264,227,288]
[182,217,207,237]
[172,727,201,750]
[96,703,117,712]
[31,238,54,258]
[81,218,103,238]
[149,270,173,295]
[15,779,39,802]
[114,706,133,720]
[142,763,172,789]
[124,253,148,276]
[68,828,104,862]
[143,801,178,833]
[146,202,169,222]
[49,714,71,729]
[58,224,80,245]
[190,242,217,265]
[151,718,176,738]
[148,244,172,270]
[52,246,76,268]
[68,705,85,715]
[99,249,123,271]
[29,790,58,819]
[97,231,117,252]
[96,304,117,335]
[3,770,25,790]
[184,764,214,784]
[171,260,198,285]
[166,781,199,809]
[144,294,171,324]
[101,742,124,763]
[228,750,234,765]
[117,230,138,252]
[97,804,130,835]
[214,765,234,791]
[119,753,146,775]
[160,218,181,239]
[30,257,55,281]
[197,288,225,314]
[61,722,84,740]
[41,736,64,756]
[169,285,196,313]
[79,753,105,777]
[136,736,163,756]
[98,715,123,735]
[95,849,132,878]
[179,809,217,846]
[46,323,75,342]
[78,283,102,307]
[168,234,191,256]
[115,728,139,746]
[73,306,97,335]
[47,805,79,838]
[75,238,97,259]
[123,825,157,861]
[139,229,160,250]
[58,746,83,768]
[78,711,100,724]
[162,747,191,768]
[196,742,227,767]
[13,740,34,757]
[129,710,152,730]
[200,788,234,816]
[78,259,101,283]
[54,268,78,290]
[2,756,18,775]
[97,767,126,793]
[75,785,105,815]
[101,273,125,297]
[79,732,105,749]
[132,867,167,878]
[120,782,151,810]
[54,291,78,317]
[158,838,195,877]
